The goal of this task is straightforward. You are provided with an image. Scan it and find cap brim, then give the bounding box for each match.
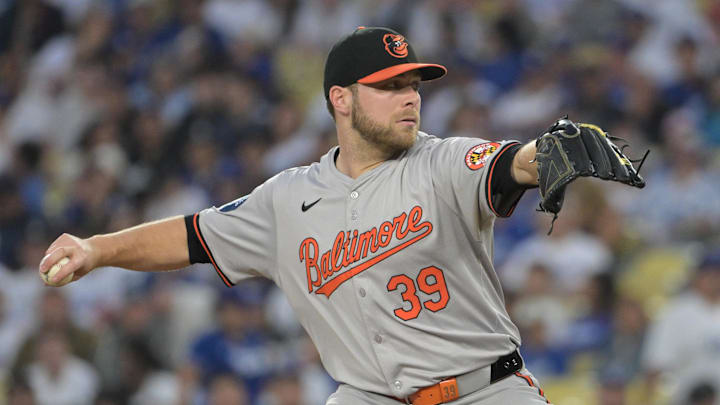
[357,63,447,84]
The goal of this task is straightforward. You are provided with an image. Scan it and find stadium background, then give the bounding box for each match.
[1,0,719,404]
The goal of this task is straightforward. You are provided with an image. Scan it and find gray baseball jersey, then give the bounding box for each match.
[194,132,522,399]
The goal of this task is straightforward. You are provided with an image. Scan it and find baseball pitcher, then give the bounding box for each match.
[39,27,645,404]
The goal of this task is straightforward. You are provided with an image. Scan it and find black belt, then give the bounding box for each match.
[392,349,524,405]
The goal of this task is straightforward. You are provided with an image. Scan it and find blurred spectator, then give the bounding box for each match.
[203,0,283,46]
[490,59,563,134]
[0,230,53,383]
[561,273,615,354]
[165,269,219,366]
[598,297,648,386]
[5,375,36,405]
[642,249,720,404]
[142,176,210,222]
[627,110,720,243]
[626,0,716,86]
[188,283,290,403]
[23,330,99,405]
[5,60,106,150]
[564,53,622,132]
[701,72,720,146]
[294,336,338,405]
[0,0,66,56]
[11,289,97,380]
[511,264,571,346]
[564,0,630,45]
[517,320,569,380]
[661,36,705,109]
[63,263,139,331]
[258,373,302,405]
[61,163,120,235]
[500,189,612,294]
[94,288,172,395]
[596,378,627,405]
[289,0,369,50]
[261,100,320,176]
[11,141,47,217]
[421,64,494,137]
[0,231,47,333]
[0,289,31,382]
[687,382,718,405]
[476,4,535,93]
[122,338,180,405]
[0,176,31,270]
[208,373,250,405]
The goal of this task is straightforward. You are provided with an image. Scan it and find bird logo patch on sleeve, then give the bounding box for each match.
[465,142,499,170]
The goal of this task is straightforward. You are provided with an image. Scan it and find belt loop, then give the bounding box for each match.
[404,397,412,405]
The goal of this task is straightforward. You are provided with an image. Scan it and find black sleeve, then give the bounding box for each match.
[184,214,210,264]
[486,143,537,217]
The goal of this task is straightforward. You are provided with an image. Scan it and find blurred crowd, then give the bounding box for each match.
[1,0,720,404]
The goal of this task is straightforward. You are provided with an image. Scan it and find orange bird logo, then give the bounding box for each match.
[383,34,409,58]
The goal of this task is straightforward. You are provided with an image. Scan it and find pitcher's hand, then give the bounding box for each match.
[39,234,99,286]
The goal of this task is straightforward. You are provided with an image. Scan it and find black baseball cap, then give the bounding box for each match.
[323,26,447,99]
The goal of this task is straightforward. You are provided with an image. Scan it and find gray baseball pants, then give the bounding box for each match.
[326,368,550,404]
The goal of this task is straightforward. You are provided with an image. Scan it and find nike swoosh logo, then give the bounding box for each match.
[301,198,322,212]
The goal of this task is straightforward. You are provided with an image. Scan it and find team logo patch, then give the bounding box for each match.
[219,196,248,212]
[465,142,499,170]
[383,34,409,58]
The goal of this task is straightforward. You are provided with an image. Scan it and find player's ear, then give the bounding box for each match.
[329,85,352,118]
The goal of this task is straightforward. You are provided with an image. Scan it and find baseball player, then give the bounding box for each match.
[39,27,645,404]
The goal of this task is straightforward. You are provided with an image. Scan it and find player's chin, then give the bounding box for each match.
[394,121,417,135]
[401,124,418,138]
[391,128,417,150]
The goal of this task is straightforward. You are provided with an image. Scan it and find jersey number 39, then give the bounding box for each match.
[386,266,450,321]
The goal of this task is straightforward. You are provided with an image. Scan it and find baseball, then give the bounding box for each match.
[41,257,73,286]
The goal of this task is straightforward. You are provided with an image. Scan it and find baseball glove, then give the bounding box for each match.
[535,117,648,233]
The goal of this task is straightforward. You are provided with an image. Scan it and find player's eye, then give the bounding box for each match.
[411,82,420,91]
[385,81,399,90]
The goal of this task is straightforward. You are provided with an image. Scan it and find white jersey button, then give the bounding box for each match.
[374,334,382,344]
[351,209,359,220]
[350,191,359,199]
[394,380,402,390]
[359,288,366,297]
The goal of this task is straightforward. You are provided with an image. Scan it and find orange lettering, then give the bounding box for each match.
[357,228,377,259]
[346,229,360,264]
[300,206,435,297]
[408,205,422,232]
[393,212,409,239]
[321,251,332,279]
[331,232,344,272]
[299,238,321,293]
[378,221,394,247]
[342,231,353,268]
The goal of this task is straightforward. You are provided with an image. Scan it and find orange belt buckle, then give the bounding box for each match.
[408,378,459,405]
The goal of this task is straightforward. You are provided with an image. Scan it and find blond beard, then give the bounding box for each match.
[351,94,419,156]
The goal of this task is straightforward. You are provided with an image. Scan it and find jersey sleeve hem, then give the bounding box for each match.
[192,213,235,287]
[185,215,210,264]
[485,142,528,218]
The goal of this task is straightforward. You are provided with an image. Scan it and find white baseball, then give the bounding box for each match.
[42,257,73,286]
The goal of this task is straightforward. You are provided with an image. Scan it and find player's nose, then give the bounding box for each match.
[401,86,420,109]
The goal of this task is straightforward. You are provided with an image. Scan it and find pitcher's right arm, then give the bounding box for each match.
[39,215,189,285]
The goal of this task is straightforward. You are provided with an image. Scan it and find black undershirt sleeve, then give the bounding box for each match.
[184,214,210,264]
[486,143,538,217]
